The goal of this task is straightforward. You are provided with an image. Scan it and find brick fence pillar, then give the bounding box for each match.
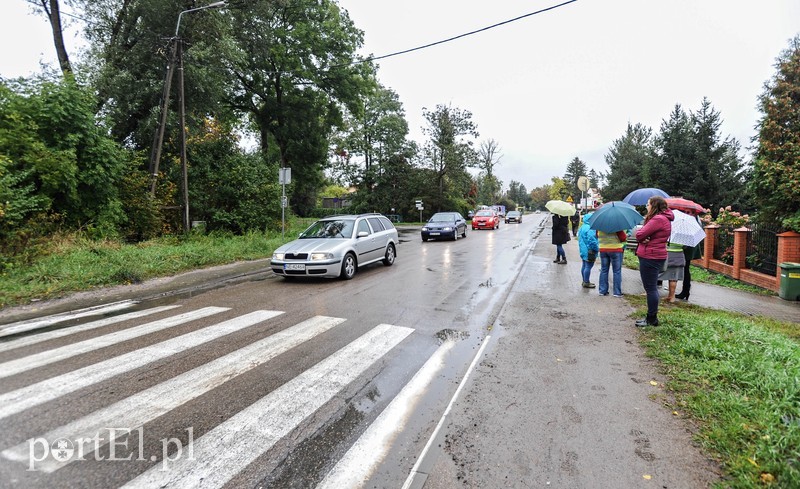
[703,224,719,268]
[732,227,751,280]
[776,231,800,289]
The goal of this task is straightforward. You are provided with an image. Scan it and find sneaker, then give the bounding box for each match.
[634,318,659,327]
[582,282,596,288]
[599,292,609,296]
[613,294,624,298]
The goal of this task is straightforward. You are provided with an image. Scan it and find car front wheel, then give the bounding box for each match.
[340,253,357,280]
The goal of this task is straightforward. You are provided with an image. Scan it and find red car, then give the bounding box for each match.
[471,210,500,230]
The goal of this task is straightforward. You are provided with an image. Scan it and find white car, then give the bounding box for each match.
[270,213,398,280]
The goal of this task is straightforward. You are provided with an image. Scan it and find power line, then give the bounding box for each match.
[360,0,578,64]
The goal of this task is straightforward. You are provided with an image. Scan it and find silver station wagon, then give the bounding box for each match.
[270,213,398,280]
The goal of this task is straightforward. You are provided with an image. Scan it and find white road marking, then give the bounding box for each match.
[1,315,344,472]
[0,309,282,420]
[122,324,414,489]
[317,340,455,489]
[0,301,137,338]
[402,334,492,489]
[0,307,228,379]
[0,305,181,354]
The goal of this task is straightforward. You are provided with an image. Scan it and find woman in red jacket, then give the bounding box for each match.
[634,196,674,326]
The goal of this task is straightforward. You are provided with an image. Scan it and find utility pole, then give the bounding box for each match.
[147,1,227,234]
[177,40,190,233]
[148,39,179,196]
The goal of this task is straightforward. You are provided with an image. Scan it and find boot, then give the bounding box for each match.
[559,259,567,264]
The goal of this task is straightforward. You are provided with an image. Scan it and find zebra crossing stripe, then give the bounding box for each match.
[1,315,345,472]
[0,301,137,338]
[0,306,181,354]
[0,307,229,380]
[122,323,414,489]
[317,341,455,488]
[0,309,281,421]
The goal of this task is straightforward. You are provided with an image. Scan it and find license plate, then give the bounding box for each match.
[284,263,305,271]
[430,232,440,235]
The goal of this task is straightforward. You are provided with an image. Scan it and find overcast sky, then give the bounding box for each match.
[3,0,799,192]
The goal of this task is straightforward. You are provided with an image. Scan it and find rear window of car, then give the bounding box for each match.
[367,217,385,231]
[476,210,494,217]
[378,216,395,230]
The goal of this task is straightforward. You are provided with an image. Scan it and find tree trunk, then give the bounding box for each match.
[37,0,73,77]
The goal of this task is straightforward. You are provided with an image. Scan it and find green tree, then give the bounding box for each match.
[0,77,126,234]
[750,35,800,231]
[476,139,502,203]
[507,180,530,209]
[228,0,375,216]
[602,123,654,200]
[563,157,588,203]
[652,104,696,196]
[335,85,411,212]
[549,177,570,201]
[529,184,550,210]
[420,104,479,212]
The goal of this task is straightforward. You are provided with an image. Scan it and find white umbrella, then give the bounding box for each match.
[670,210,705,247]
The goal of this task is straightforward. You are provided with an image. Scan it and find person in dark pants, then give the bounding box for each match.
[570,212,580,237]
[676,241,702,301]
[552,213,571,264]
[634,196,674,327]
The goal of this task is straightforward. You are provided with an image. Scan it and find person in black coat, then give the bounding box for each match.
[570,212,580,237]
[552,214,571,264]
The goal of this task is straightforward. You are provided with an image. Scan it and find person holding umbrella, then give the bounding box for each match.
[634,196,674,327]
[552,213,570,264]
[578,212,599,287]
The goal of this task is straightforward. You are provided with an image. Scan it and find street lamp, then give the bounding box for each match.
[148,1,227,233]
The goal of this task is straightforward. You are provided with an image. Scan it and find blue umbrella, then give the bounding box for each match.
[589,201,643,233]
[622,187,670,206]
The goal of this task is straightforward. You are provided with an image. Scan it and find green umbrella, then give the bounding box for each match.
[545,200,576,216]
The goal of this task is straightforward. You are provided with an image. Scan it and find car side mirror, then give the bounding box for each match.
[357,231,369,238]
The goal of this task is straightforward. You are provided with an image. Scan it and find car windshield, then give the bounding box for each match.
[508,211,520,216]
[300,219,354,238]
[429,213,456,222]
[475,210,494,217]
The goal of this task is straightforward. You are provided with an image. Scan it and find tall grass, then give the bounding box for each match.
[0,221,312,308]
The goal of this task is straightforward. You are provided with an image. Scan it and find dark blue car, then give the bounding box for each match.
[421,212,468,241]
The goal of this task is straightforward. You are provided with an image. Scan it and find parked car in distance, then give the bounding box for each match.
[472,210,501,230]
[467,210,475,220]
[421,212,468,241]
[505,210,523,223]
[270,213,398,280]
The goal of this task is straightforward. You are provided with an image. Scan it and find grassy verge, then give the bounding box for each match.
[0,220,314,309]
[635,303,800,488]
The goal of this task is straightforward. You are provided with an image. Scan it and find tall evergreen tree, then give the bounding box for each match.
[750,35,800,231]
[602,123,654,200]
[563,157,588,204]
[653,104,696,197]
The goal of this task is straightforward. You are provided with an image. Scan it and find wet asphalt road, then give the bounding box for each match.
[0,214,545,488]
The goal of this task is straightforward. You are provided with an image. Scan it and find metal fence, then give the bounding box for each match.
[745,223,779,276]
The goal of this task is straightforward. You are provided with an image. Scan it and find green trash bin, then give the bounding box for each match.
[778,262,800,301]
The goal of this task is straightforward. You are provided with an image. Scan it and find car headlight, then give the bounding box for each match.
[443,226,452,231]
[272,252,284,260]
[310,252,334,260]
[422,226,429,231]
